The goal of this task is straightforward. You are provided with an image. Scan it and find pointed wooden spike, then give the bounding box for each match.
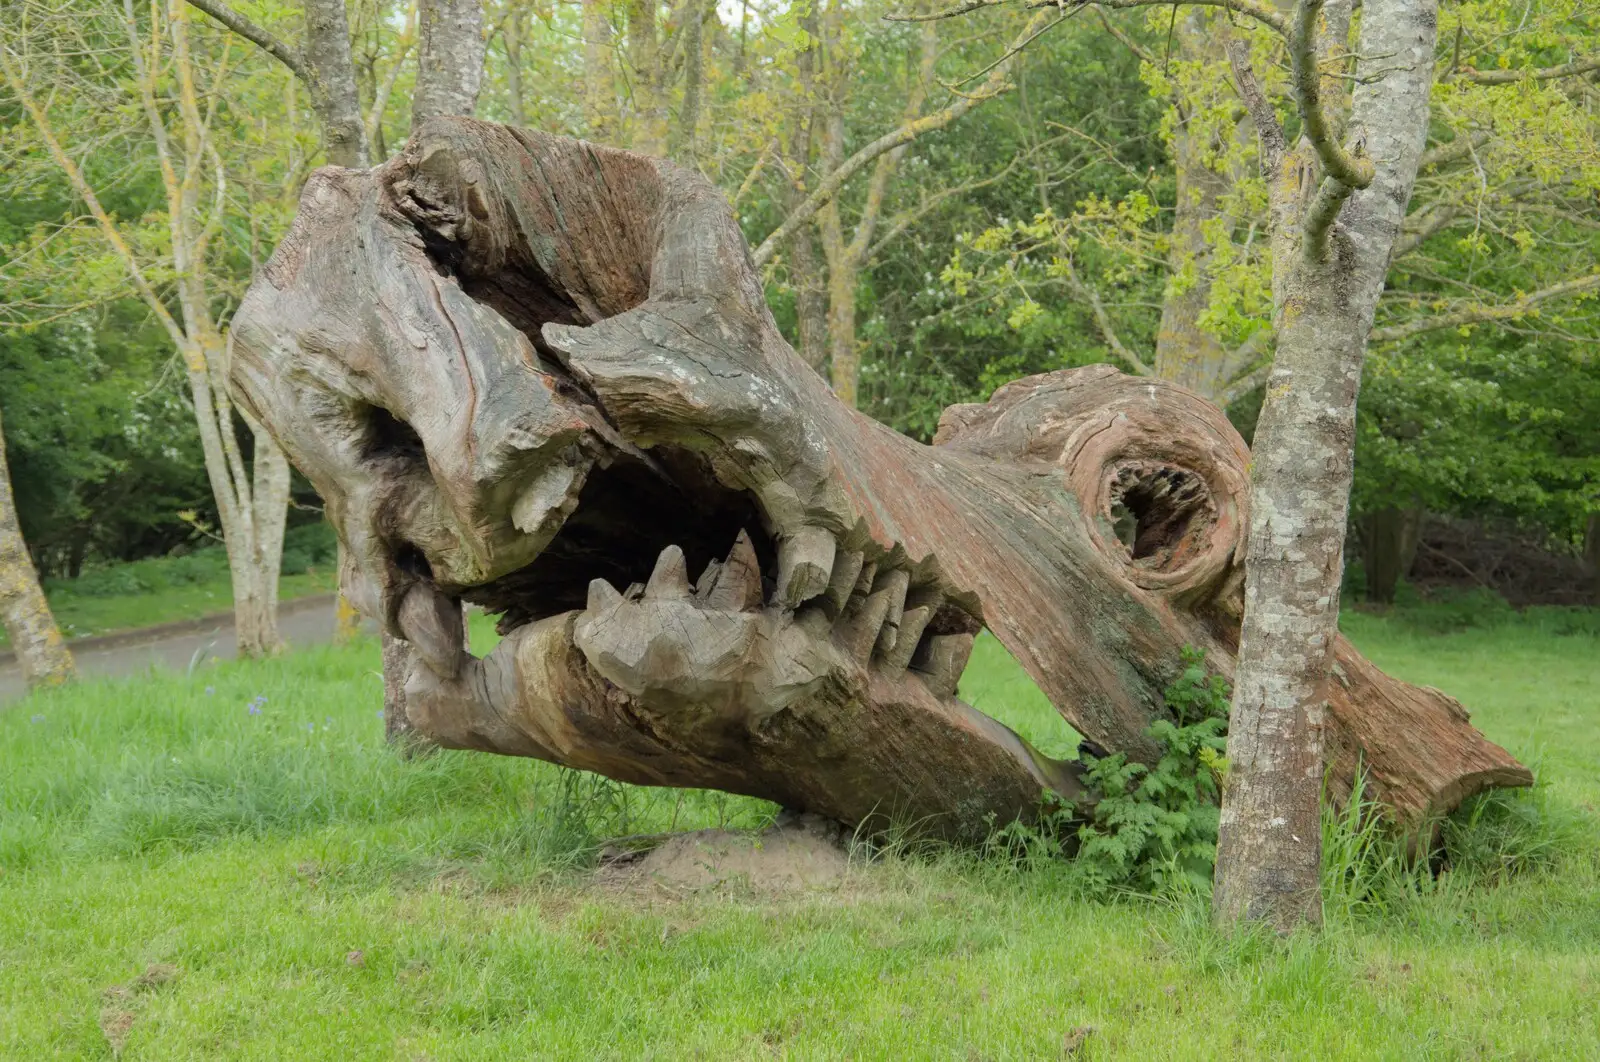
[706,529,764,612]
[823,549,864,615]
[776,526,836,608]
[694,558,723,600]
[853,561,878,599]
[882,606,932,672]
[837,588,892,665]
[872,569,910,655]
[586,577,624,614]
[645,544,692,600]
[911,632,975,699]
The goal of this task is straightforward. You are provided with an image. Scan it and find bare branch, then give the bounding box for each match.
[888,0,1289,37]
[1390,202,1458,259]
[0,45,187,351]
[1371,273,1600,344]
[1418,130,1490,172]
[752,11,1048,268]
[1458,54,1600,86]
[1060,256,1152,376]
[1218,358,1272,404]
[182,0,308,83]
[1225,38,1285,176]
[1094,9,1155,65]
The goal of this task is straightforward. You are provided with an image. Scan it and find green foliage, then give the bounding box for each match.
[1070,647,1230,894]
[984,647,1230,895]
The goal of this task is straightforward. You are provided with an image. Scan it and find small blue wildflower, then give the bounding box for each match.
[305,722,315,732]
[30,714,45,724]
[248,704,262,716]
[376,710,385,719]
[204,685,216,695]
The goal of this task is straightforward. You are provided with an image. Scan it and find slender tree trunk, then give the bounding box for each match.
[1153,13,1233,400]
[824,247,859,405]
[780,0,827,372]
[413,0,484,128]
[1583,512,1600,606]
[625,0,665,154]
[1214,0,1437,931]
[301,0,369,166]
[789,225,830,372]
[0,408,75,690]
[581,0,616,141]
[668,0,703,160]
[1358,504,1423,605]
[503,6,527,127]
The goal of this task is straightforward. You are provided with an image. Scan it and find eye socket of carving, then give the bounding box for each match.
[362,404,426,464]
[1107,462,1217,572]
[1060,404,1248,600]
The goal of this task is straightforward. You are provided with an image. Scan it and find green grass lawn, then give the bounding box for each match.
[2,609,1597,1059]
[1,527,338,649]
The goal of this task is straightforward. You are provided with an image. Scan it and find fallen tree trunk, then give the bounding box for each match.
[229,118,1530,841]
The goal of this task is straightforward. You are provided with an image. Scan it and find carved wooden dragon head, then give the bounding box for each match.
[230,119,1527,839]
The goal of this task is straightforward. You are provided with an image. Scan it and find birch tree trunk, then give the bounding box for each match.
[0,408,75,690]
[1213,0,1438,931]
[413,0,485,129]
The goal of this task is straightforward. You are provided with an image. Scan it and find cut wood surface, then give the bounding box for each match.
[230,119,1530,840]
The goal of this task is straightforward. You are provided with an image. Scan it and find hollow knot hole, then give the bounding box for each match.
[1106,462,1217,571]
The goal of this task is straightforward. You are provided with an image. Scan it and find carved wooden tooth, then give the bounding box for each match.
[705,529,764,612]
[872,569,910,656]
[837,588,892,664]
[776,526,836,608]
[822,549,864,615]
[853,561,878,599]
[912,632,975,698]
[586,577,624,614]
[694,558,723,599]
[397,582,465,679]
[882,605,931,672]
[645,544,692,600]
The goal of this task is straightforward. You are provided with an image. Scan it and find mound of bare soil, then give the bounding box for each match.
[600,814,851,893]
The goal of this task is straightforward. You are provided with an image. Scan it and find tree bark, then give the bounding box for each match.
[503,5,527,127]
[1213,0,1438,932]
[0,407,76,690]
[229,120,1528,842]
[1358,505,1423,605]
[412,0,485,128]
[301,0,369,167]
[668,0,704,160]
[1152,12,1235,401]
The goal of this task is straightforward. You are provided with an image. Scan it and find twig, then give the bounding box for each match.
[181,0,307,83]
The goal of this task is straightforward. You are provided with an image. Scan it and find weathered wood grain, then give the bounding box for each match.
[229,118,1530,841]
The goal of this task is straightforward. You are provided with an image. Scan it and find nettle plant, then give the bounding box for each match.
[987,647,1230,894]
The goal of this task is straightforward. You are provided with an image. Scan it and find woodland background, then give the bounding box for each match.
[1,0,1596,609]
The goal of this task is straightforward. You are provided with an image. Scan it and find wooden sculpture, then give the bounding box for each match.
[228,119,1529,841]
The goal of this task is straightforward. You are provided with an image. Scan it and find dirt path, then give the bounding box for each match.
[0,595,373,702]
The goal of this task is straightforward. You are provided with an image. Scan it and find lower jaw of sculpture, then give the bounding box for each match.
[389,504,1089,841]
